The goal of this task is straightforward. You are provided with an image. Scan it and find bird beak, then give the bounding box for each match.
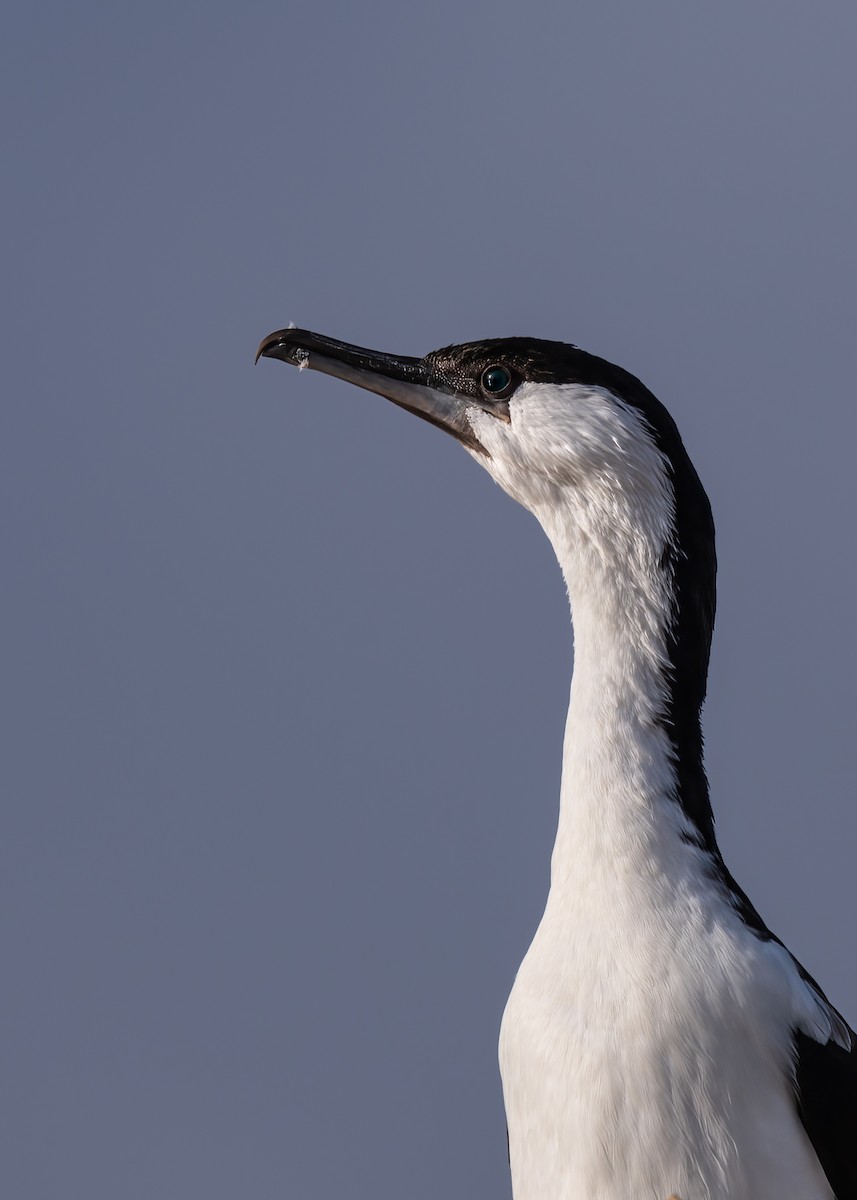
[256,327,486,454]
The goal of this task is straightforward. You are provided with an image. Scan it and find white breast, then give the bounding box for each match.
[499,860,834,1200]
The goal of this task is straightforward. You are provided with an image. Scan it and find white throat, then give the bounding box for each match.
[473,382,688,882]
[552,526,685,892]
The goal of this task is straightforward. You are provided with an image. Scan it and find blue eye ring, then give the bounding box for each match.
[480,364,514,398]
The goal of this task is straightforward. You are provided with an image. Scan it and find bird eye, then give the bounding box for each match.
[480,365,513,398]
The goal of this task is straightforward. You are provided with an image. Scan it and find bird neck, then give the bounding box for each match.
[545,503,717,888]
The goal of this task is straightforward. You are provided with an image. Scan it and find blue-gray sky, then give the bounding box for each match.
[4,3,857,1196]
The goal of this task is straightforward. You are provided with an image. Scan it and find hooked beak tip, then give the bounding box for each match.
[255,333,282,365]
[256,328,315,370]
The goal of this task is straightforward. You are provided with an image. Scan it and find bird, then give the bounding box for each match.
[257,327,857,1200]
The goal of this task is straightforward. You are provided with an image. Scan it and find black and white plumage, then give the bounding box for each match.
[257,328,857,1200]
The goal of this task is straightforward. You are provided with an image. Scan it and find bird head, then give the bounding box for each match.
[257,326,717,767]
[255,328,709,569]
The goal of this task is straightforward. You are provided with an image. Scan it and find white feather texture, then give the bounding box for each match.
[465,384,835,1200]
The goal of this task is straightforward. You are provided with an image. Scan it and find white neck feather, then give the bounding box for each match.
[472,380,692,889]
[510,389,690,894]
[548,508,688,894]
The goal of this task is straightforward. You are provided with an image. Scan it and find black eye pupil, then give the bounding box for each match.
[482,365,512,395]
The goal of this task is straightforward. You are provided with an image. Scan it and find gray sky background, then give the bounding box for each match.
[4,3,857,1197]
